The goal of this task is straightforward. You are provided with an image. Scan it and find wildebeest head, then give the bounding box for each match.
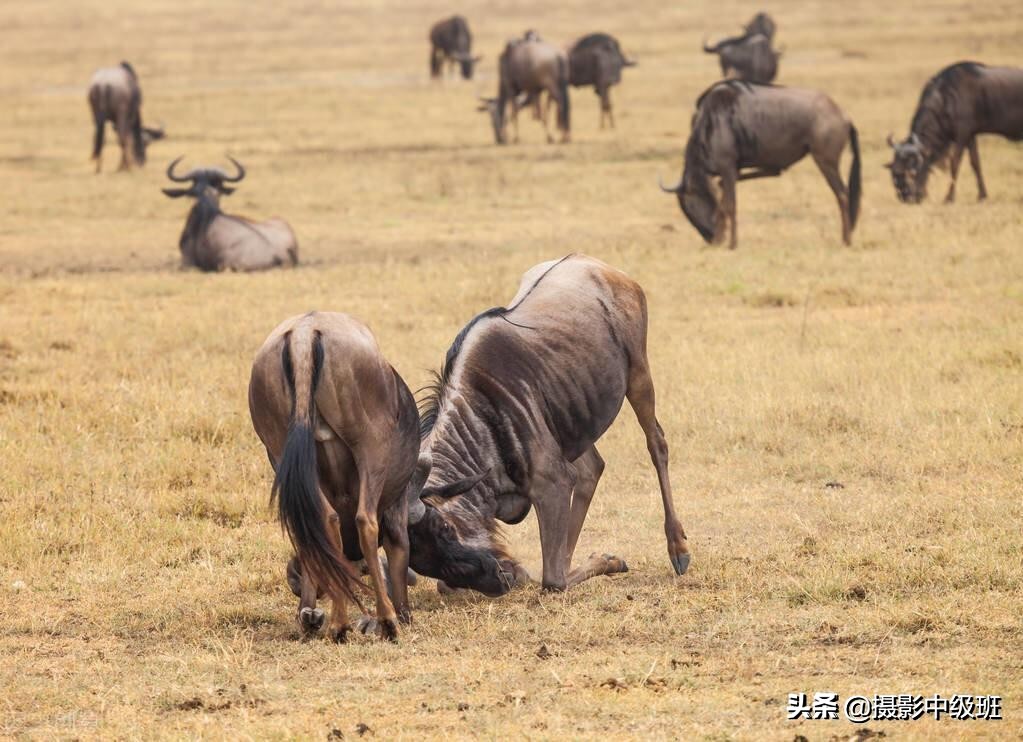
[453,51,482,80]
[660,109,721,242]
[406,461,517,597]
[885,132,929,203]
[477,97,506,144]
[161,155,246,202]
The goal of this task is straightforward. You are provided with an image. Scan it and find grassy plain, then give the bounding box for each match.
[1,0,1022,738]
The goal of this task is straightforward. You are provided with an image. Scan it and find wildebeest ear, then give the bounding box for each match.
[161,187,192,198]
[883,162,893,169]
[217,185,236,195]
[435,469,489,499]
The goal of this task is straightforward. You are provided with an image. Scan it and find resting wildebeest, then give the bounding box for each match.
[705,34,780,84]
[88,62,164,172]
[249,312,429,640]
[161,157,298,272]
[660,81,861,248]
[429,15,481,80]
[406,254,690,595]
[567,33,637,129]
[478,37,570,144]
[886,62,1023,204]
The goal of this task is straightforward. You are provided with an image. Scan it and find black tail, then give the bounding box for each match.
[129,85,146,166]
[273,330,366,609]
[556,56,571,133]
[89,88,106,160]
[848,123,861,231]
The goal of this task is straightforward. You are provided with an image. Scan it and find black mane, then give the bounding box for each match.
[417,255,574,438]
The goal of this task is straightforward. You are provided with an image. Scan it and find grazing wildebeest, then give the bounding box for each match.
[161,157,298,272]
[478,37,570,144]
[567,33,637,129]
[429,15,481,80]
[406,254,691,595]
[660,81,861,248]
[88,62,164,173]
[249,312,430,641]
[886,62,1023,204]
[704,34,780,84]
[704,11,776,52]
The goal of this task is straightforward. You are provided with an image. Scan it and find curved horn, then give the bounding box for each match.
[909,132,921,148]
[406,453,433,525]
[659,173,684,193]
[703,37,717,53]
[220,155,245,183]
[886,133,897,149]
[165,156,189,182]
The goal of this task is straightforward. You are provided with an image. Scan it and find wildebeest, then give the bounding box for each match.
[886,62,1023,204]
[478,37,570,144]
[704,11,776,51]
[566,33,637,129]
[161,157,298,272]
[704,34,780,84]
[660,81,861,248]
[406,254,691,595]
[249,312,429,641]
[88,62,164,172]
[429,15,481,80]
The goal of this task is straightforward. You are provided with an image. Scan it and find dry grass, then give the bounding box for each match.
[1,0,1022,738]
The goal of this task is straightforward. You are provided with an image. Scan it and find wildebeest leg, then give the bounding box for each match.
[598,86,613,129]
[944,143,964,204]
[114,111,131,171]
[566,553,630,589]
[538,88,555,144]
[626,356,690,575]
[719,171,738,249]
[287,556,326,637]
[316,493,357,643]
[354,468,400,640]
[812,153,851,245]
[532,458,576,591]
[967,138,987,200]
[566,446,604,561]
[380,508,412,625]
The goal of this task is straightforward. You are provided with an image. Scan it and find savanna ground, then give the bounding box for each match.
[1,0,1021,738]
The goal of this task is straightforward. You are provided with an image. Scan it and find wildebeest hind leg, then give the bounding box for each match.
[354,468,400,640]
[566,446,604,562]
[380,508,412,625]
[813,154,850,245]
[288,556,326,637]
[967,138,986,200]
[626,358,690,575]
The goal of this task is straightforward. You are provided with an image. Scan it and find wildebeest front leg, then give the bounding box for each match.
[380,508,412,625]
[967,138,987,201]
[287,556,326,637]
[566,553,629,588]
[598,87,613,129]
[944,143,965,203]
[719,171,738,249]
[532,459,577,591]
[626,356,690,576]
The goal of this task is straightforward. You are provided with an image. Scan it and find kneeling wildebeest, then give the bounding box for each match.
[162,157,298,272]
[567,33,636,129]
[429,15,481,79]
[660,81,861,249]
[249,312,430,641]
[478,37,570,144]
[88,62,164,172]
[886,62,1023,204]
[407,254,690,595]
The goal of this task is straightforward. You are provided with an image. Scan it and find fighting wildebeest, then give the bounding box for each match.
[704,34,780,84]
[429,15,481,80]
[406,254,691,596]
[88,62,164,172]
[161,157,298,272]
[660,81,861,248]
[478,36,570,144]
[886,62,1023,204]
[249,312,429,641]
[567,33,637,129]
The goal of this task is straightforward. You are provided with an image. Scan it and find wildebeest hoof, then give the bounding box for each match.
[378,617,399,642]
[298,606,325,635]
[670,552,691,576]
[602,553,629,574]
[329,625,352,644]
[355,615,378,635]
